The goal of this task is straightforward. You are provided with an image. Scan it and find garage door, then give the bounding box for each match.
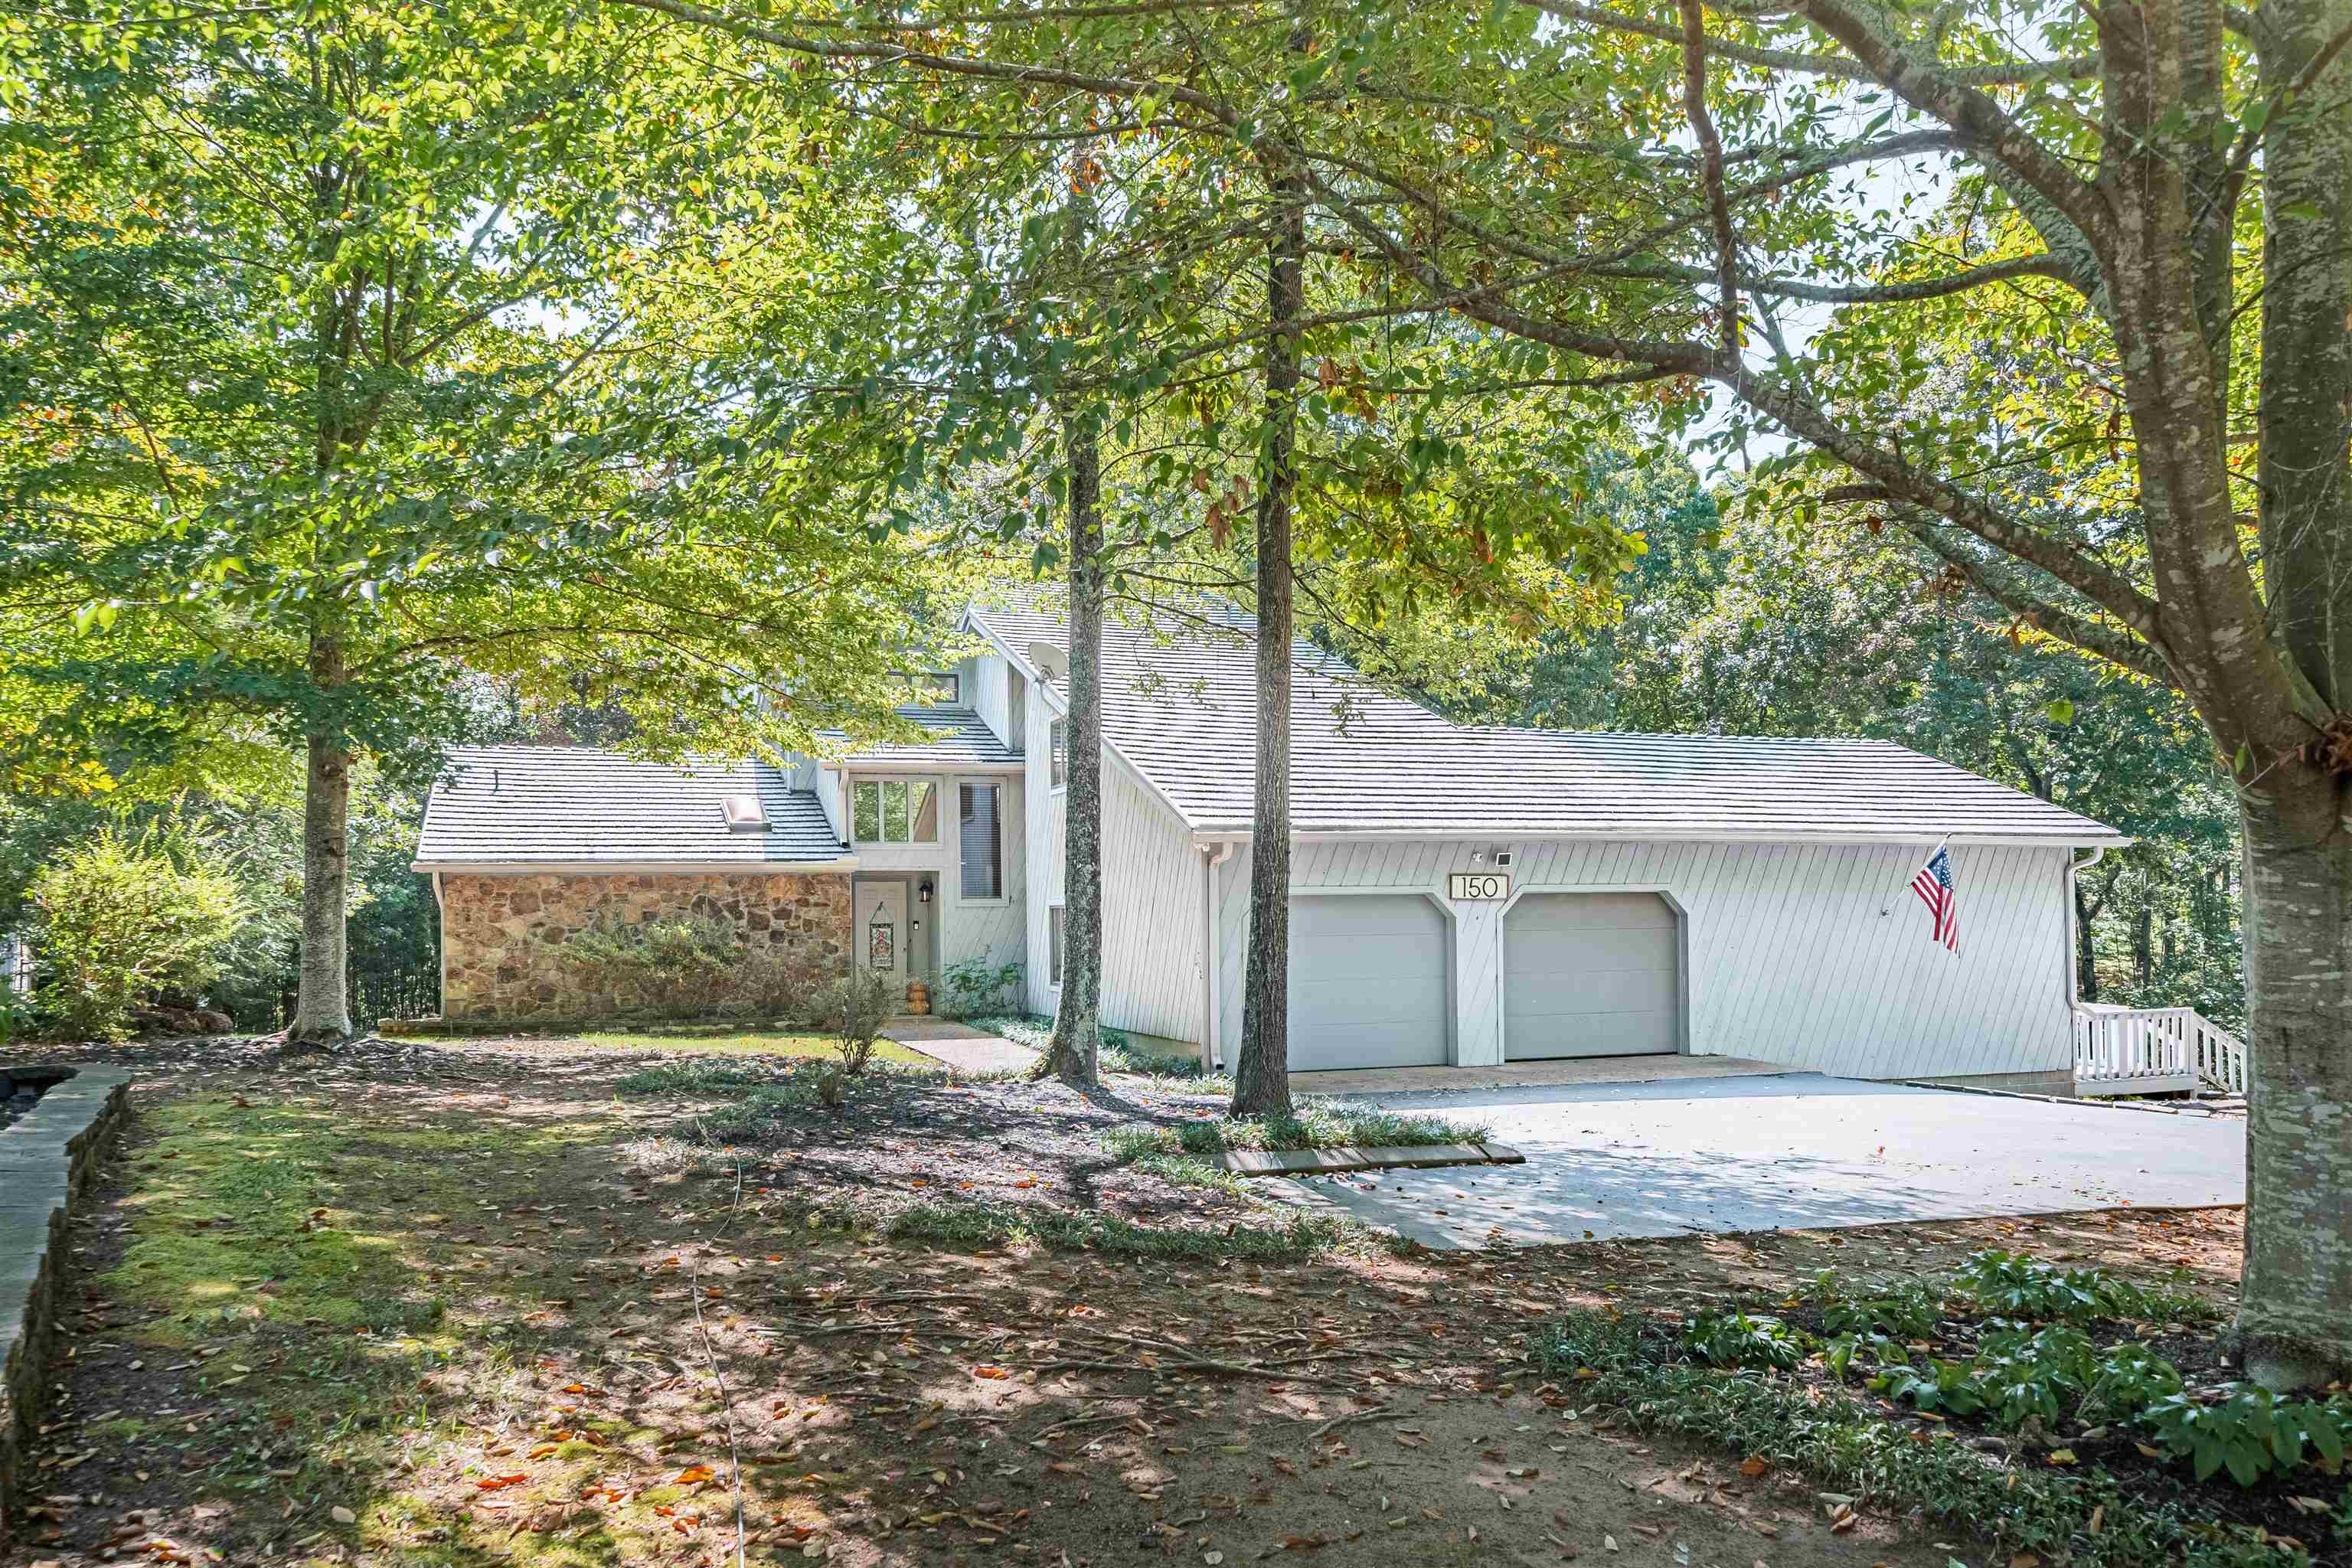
[1505,893,1679,1060]
[1288,895,1449,1070]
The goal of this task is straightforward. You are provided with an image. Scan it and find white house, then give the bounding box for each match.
[413,599,2125,1088]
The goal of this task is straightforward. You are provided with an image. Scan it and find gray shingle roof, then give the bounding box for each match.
[968,601,2126,845]
[415,746,848,868]
[833,705,1022,768]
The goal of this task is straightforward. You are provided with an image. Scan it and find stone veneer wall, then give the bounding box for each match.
[439,871,853,1021]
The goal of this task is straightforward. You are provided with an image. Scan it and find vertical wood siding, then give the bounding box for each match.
[1212,838,2072,1077]
[1014,661,1207,1040]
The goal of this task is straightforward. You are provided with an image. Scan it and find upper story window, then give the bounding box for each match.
[852,778,939,844]
[959,782,1003,899]
[893,671,959,705]
[1050,718,1067,790]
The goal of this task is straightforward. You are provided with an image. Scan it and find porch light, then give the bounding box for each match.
[919,878,934,904]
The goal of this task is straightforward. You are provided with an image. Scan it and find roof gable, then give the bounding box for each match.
[966,599,2125,845]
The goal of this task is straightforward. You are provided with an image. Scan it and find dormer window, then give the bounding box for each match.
[721,793,769,831]
[893,671,960,705]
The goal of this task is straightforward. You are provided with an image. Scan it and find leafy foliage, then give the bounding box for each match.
[2141,1387,2352,1488]
[1949,1250,2216,1326]
[941,952,1024,1018]
[545,916,801,1023]
[1682,1310,1808,1370]
[29,824,249,1040]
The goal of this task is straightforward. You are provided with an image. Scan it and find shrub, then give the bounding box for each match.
[546,914,803,1020]
[806,970,896,1105]
[942,952,1022,1015]
[31,825,249,1040]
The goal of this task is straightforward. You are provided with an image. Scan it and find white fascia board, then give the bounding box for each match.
[1184,828,2133,849]
[835,759,1025,775]
[411,861,860,874]
[965,605,1202,832]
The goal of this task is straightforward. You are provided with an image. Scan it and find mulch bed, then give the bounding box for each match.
[671,1073,1279,1230]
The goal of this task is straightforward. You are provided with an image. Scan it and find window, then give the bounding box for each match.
[852,779,938,844]
[1049,905,1065,986]
[1050,718,1067,790]
[720,793,766,831]
[893,670,959,705]
[959,782,1003,899]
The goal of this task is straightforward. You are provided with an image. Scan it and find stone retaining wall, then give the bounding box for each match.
[439,871,853,1021]
[1,1065,132,1551]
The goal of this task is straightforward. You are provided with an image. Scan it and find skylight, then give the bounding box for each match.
[720,793,768,831]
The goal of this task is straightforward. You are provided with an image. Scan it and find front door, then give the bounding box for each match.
[855,880,906,986]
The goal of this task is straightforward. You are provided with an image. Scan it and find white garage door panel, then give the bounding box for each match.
[1288,895,1449,1070]
[1507,893,1679,1060]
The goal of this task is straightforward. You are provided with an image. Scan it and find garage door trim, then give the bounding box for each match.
[1496,884,1688,1059]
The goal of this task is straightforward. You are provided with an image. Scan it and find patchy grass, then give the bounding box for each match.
[1102,1100,1487,1162]
[612,1055,951,1098]
[565,1024,935,1065]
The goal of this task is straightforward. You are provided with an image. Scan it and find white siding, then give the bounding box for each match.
[965,654,1015,750]
[1212,838,2073,1079]
[837,769,1025,985]
[1018,678,1207,1042]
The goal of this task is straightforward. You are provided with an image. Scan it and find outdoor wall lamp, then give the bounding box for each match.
[919,879,934,904]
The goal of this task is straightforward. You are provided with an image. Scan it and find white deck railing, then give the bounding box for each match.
[2073,1004,2249,1096]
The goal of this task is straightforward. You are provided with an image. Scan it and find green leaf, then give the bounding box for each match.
[2044,697,2075,724]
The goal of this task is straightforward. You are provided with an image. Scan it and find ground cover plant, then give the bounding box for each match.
[1533,1249,2350,1566]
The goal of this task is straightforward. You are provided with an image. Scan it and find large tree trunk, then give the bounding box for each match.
[1230,137,1307,1122]
[2236,789,2352,1387]
[1040,416,1105,1089]
[2234,0,2352,1388]
[289,724,355,1044]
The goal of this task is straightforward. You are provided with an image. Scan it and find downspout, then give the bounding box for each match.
[431,871,448,1021]
[1201,842,1236,1073]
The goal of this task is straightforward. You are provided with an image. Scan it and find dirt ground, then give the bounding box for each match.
[0,1039,2246,1568]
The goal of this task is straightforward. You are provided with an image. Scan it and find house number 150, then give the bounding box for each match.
[1448,872,1511,901]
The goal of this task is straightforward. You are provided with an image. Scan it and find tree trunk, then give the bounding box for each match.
[2133,903,2154,988]
[289,721,355,1044]
[2075,890,2099,1004]
[1041,416,1106,1089]
[2235,789,2352,1387]
[1229,124,1307,1122]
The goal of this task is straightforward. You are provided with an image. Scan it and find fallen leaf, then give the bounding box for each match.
[329,1506,356,1525]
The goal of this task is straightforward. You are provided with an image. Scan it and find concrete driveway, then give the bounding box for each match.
[1282,1073,2246,1250]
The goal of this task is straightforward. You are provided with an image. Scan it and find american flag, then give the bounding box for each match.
[1911,843,1958,952]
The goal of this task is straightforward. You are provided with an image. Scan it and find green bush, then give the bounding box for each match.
[546,913,802,1020]
[30,825,249,1040]
[941,952,1022,1016]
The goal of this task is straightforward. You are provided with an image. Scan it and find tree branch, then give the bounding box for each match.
[1680,0,1741,366]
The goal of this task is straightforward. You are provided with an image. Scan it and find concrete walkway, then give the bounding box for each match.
[1273,1073,2246,1250]
[883,1017,1039,1075]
